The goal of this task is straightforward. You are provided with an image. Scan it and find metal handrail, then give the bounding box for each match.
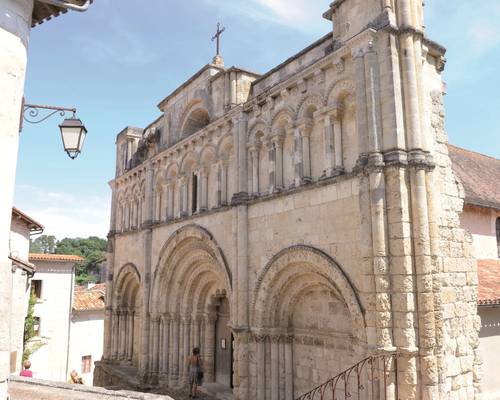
[295,352,400,400]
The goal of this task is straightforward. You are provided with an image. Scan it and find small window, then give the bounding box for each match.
[496,217,500,258]
[31,280,42,299]
[81,355,92,374]
[33,317,41,336]
[192,173,198,214]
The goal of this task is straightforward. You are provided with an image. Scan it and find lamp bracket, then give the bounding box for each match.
[21,102,77,130]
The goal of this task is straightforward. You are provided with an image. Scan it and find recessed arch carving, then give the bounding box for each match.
[252,245,365,342]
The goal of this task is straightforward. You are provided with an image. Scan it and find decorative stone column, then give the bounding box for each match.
[127,310,134,362]
[270,335,280,400]
[200,169,208,211]
[249,144,260,196]
[331,103,345,175]
[193,315,201,348]
[284,334,294,400]
[180,176,188,217]
[293,127,303,187]
[298,122,312,183]
[111,310,119,360]
[171,314,180,385]
[273,135,284,191]
[182,317,191,383]
[255,334,267,400]
[119,310,127,360]
[167,183,174,219]
[220,161,228,206]
[204,313,217,382]
[160,314,170,375]
[323,114,335,177]
[267,139,276,193]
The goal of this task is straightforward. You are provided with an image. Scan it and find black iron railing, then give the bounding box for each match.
[295,353,400,400]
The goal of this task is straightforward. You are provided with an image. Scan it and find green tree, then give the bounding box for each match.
[55,236,107,284]
[30,235,57,253]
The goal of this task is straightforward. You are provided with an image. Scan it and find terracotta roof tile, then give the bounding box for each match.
[478,259,500,306]
[448,144,500,210]
[29,253,84,262]
[73,283,106,311]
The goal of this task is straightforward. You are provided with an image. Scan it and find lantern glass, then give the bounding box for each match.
[59,118,87,159]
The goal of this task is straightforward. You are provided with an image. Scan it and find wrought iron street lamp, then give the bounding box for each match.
[21,102,88,159]
[59,117,87,159]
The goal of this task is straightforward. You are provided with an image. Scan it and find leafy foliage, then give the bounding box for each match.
[30,235,107,284]
[30,235,56,254]
[22,293,37,362]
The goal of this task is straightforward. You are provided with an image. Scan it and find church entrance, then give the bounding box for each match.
[214,296,232,387]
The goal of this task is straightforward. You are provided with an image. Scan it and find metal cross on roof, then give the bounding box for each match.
[211,22,225,56]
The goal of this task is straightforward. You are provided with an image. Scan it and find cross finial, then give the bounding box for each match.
[211,22,225,66]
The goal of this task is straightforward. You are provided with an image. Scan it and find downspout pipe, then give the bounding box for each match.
[37,0,91,12]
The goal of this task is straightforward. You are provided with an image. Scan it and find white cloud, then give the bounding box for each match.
[72,19,159,66]
[14,185,110,240]
[202,0,329,34]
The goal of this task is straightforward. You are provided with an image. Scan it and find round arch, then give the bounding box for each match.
[150,224,232,314]
[252,245,365,342]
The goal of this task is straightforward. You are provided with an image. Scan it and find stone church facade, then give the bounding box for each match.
[95,1,481,399]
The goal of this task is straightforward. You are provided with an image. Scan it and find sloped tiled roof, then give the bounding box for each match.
[73,283,106,311]
[12,207,44,232]
[29,253,84,262]
[478,259,500,306]
[448,144,500,210]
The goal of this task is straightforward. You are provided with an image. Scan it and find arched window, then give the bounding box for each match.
[181,107,210,137]
[496,217,500,258]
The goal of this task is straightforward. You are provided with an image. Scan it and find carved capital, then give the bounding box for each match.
[329,102,345,121]
[297,119,313,137]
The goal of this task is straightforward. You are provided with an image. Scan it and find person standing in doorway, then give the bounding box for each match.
[187,347,203,398]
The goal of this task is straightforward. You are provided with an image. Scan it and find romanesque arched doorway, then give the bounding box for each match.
[150,225,232,387]
[251,246,366,399]
[112,264,142,367]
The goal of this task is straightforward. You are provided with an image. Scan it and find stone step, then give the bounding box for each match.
[199,383,233,400]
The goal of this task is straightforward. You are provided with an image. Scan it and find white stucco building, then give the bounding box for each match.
[449,145,500,399]
[69,283,105,385]
[27,253,82,382]
[8,208,43,375]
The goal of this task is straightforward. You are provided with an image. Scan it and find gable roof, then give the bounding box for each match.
[73,283,106,312]
[448,144,500,210]
[478,259,500,306]
[12,207,44,232]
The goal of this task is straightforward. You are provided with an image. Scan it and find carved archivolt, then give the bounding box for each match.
[326,79,356,106]
[113,263,141,308]
[252,245,366,342]
[150,224,232,314]
[296,92,326,120]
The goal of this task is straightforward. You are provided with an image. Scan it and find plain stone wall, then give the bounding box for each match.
[0,1,33,398]
[69,310,105,386]
[460,205,500,260]
[478,307,500,399]
[9,218,32,375]
[29,261,75,382]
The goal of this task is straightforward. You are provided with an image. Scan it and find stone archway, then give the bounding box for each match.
[251,245,366,399]
[150,225,232,387]
[112,264,142,367]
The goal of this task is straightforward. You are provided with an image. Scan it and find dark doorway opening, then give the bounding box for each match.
[214,296,233,388]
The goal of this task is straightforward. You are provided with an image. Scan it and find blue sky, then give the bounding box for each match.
[14,0,500,239]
